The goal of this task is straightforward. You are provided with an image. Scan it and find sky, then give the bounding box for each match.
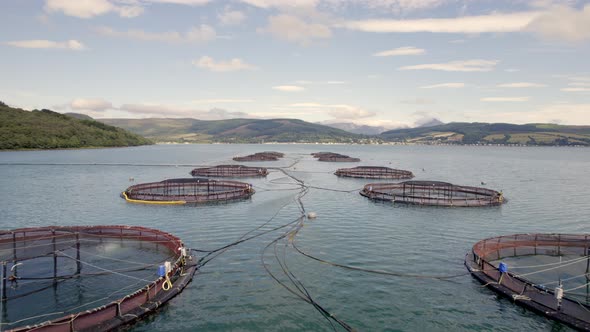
[1,0,590,129]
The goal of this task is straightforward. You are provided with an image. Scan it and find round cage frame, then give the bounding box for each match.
[190,165,268,178]
[123,178,254,204]
[360,180,504,206]
[312,152,360,162]
[335,166,414,179]
[0,225,196,332]
[232,152,282,162]
[465,233,590,330]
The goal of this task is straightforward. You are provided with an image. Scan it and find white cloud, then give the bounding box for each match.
[147,0,211,5]
[70,98,113,111]
[194,56,258,72]
[568,82,590,87]
[326,0,448,12]
[273,85,305,92]
[497,82,547,88]
[259,14,332,45]
[294,80,347,85]
[117,103,252,119]
[400,98,435,105]
[44,0,216,19]
[44,0,143,18]
[481,97,530,102]
[466,103,590,125]
[526,4,590,42]
[420,82,465,89]
[218,9,246,26]
[335,4,590,42]
[4,39,86,50]
[561,87,590,92]
[399,59,498,72]
[96,25,216,43]
[287,102,375,120]
[341,12,540,34]
[373,46,425,57]
[238,0,318,9]
[191,99,255,104]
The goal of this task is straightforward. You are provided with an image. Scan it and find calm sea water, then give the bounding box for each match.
[1,144,589,331]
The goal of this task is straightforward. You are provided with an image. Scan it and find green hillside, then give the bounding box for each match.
[380,122,590,146]
[99,118,367,143]
[0,103,153,149]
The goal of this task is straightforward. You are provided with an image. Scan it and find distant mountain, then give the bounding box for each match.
[380,122,590,146]
[416,118,444,128]
[0,104,152,149]
[320,122,393,135]
[99,118,368,143]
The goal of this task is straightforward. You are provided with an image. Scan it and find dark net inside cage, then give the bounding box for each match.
[124,178,254,203]
[360,180,504,206]
[335,166,414,179]
[312,152,360,162]
[466,234,590,330]
[232,152,282,162]
[190,165,268,178]
[0,226,194,332]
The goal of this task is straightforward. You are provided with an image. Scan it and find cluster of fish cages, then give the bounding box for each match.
[312,152,361,162]
[466,233,590,330]
[360,180,504,207]
[0,225,195,332]
[335,166,414,179]
[190,165,268,178]
[233,151,284,162]
[123,178,254,204]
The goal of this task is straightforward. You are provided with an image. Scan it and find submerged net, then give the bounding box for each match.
[0,225,195,332]
[312,152,361,162]
[233,152,283,162]
[190,165,268,178]
[466,234,590,330]
[335,166,414,179]
[123,178,254,204]
[360,180,504,206]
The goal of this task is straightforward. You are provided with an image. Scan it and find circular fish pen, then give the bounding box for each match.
[123,178,254,204]
[360,180,504,206]
[0,225,195,332]
[312,152,360,162]
[190,165,268,178]
[335,166,414,179]
[259,151,284,158]
[233,152,282,162]
[466,234,590,330]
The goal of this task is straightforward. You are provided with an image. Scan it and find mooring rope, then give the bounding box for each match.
[291,241,470,280]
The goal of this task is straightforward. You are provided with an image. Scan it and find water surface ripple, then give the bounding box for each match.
[0,144,588,331]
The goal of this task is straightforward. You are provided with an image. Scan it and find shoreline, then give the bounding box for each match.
[1,142,587,152]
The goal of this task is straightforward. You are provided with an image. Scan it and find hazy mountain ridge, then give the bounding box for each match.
[320,122,393,135]
[380,122,590,146]
[99,117,367,143]
[100,117,590,146]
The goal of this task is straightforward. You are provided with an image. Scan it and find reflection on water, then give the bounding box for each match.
[1,144,589,331]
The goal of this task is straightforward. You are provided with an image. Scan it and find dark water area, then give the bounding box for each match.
[1,144,589,331]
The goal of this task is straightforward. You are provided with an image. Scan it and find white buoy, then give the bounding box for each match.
[307,212,317,219]
[555,285,564,301]
[164,261,172,274]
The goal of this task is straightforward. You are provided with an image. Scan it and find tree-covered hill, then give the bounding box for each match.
[0,103,153,149]
[380,122,590,146]
[100,117,367,143]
